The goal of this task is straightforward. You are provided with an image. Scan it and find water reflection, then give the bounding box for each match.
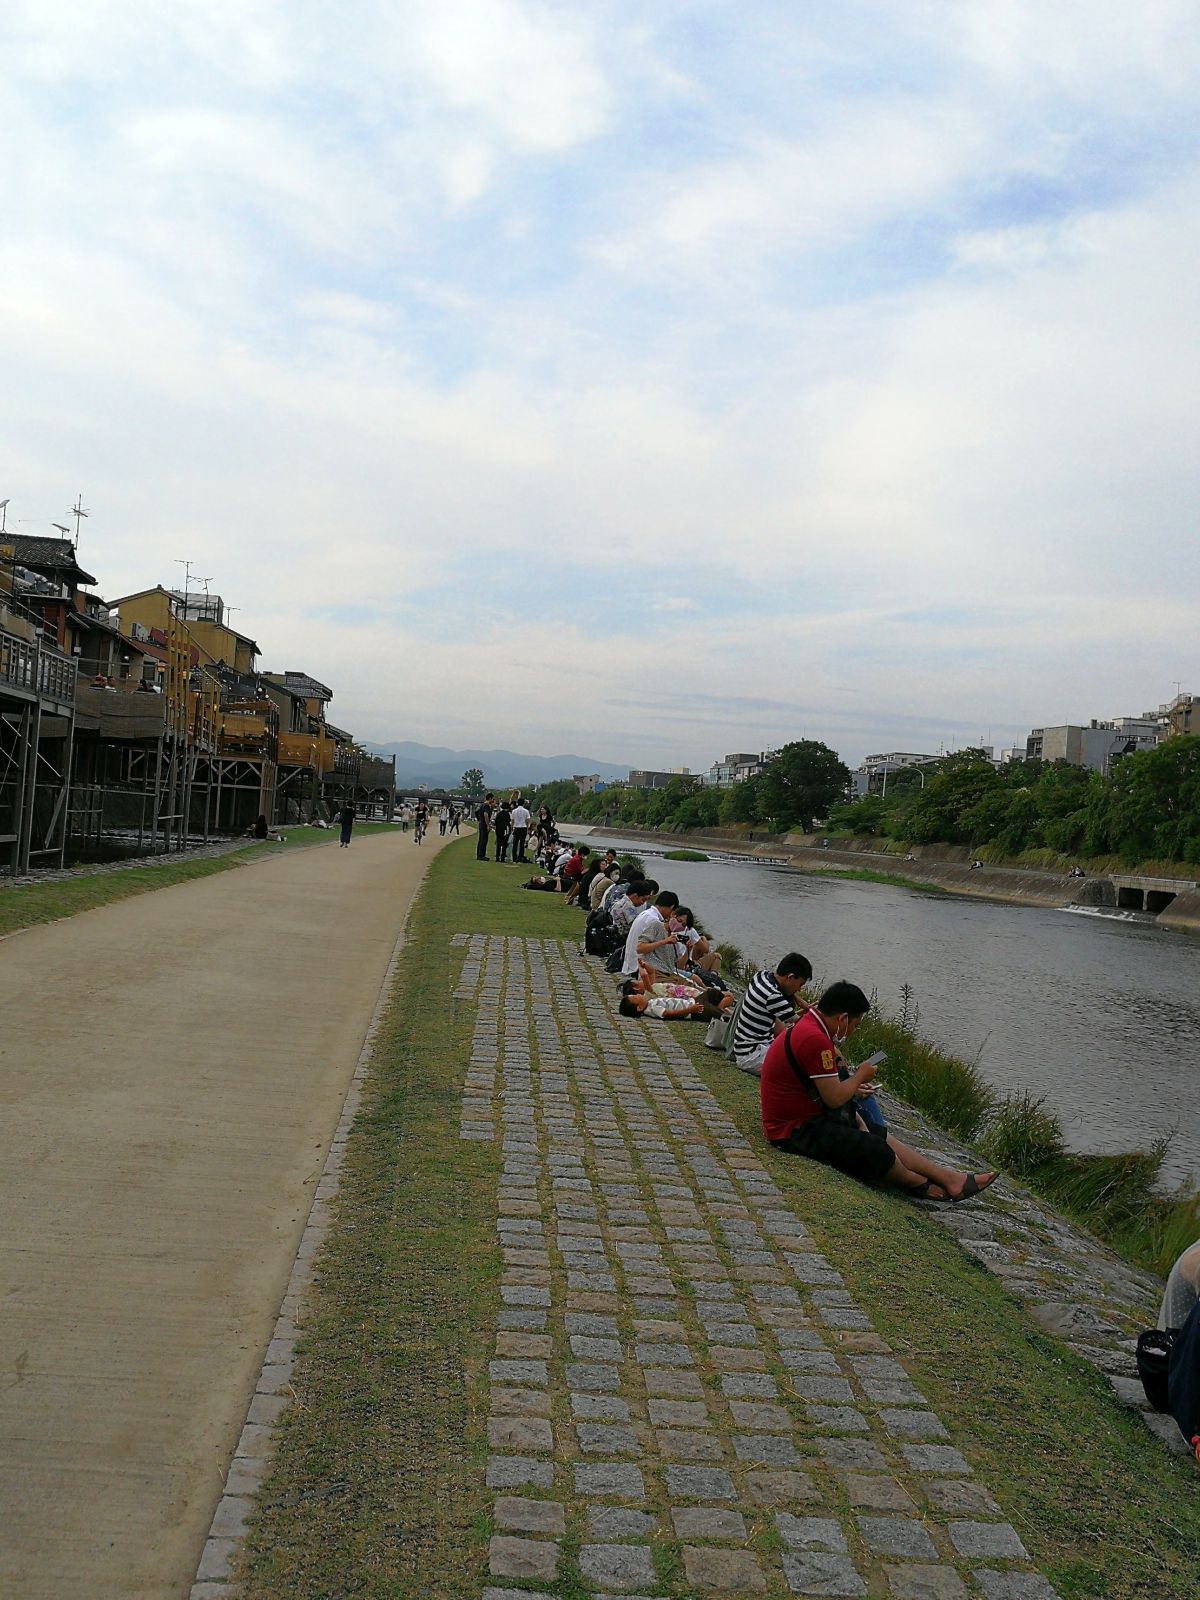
[588,836,1200,1187]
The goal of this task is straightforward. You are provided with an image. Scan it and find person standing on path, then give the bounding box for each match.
[337,802,355,848]
[510,797,531,863]
[493,799,513,862]
[475,793,494,860]
[438,805,448,836]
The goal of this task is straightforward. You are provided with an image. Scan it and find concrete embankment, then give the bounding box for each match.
[571,822,1200,928]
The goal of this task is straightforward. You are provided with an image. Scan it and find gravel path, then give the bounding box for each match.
[0,827,447,1600]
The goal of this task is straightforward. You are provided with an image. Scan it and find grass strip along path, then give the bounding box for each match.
[236,841,1200,1600]
[0,823,394,940]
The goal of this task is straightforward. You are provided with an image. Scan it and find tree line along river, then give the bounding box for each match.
[578,833,1200,1189]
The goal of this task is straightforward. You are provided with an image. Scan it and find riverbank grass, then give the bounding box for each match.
[0,823,395,939]
[234,842,1199,1600]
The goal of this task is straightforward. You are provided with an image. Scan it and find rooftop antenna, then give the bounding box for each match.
[0,499,9,534]
[52,522,71,537]
[71,494,89,545]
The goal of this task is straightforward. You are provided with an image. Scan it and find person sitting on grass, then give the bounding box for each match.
[622,889,681,981]
[761,980,998,1202]
[619,980,730,1022]
[733,952,813,1077]
[669,907,723,980]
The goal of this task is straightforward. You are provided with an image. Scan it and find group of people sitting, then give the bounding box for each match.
[550,843,998,1205]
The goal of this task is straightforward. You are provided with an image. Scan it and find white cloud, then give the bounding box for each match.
[1,2,1198,767]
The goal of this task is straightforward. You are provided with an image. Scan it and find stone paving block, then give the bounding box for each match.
[922,1479,1001,1514]
[567,1362,622,1392]
[499,1282,552,1305]
[488,1535,559,1580]
[635,1340,692,1366]
[571,1335,624,1361]
[818,1306,872,1330]
[665,1464,737,1500]
[806,1405,869,1433]
[566,1312,620,1336]
[642,1367,705,1396]
[657,1428,725,1460]
[973,1574,1062,1599]
[861,1377,928,1406]
[579,1543,657,1590]
[900,1445,972,1475]
[881,1409,949,1440]
[671,1507,747,1540]
[195,1540,237,1582]
[648,1399,710,1427]
[743,1468,818,1504]
[493,1496,567,1535]
[728,1400,792,1431]
[856,1516,938,1558]
[486,1456,555,1490]
[815,1438,888,1471]
[791,1375,855,1402]
[845,1474,917,1511]
[572,1393,631,1421]
[488,1416,554,1452]
[775,1515,847,1552]
[682,1547,767,1591]
[733,1433,803,1465]
[781,1551,866,1595]
[710,1345,768,1371]
[497,1308,548,1332]
[882,1564,968,1599]
[492,1382,553,1420]
[721,1372,780,1398]
[946,1521,1029,1560]
[577,1423,641,1455]
[633,1317,688,1339]
[495,1332,553,1359]
[574,1462,646,1498]
[588,1505,659,1539]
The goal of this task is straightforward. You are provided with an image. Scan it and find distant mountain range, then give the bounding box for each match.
[365,740,630,792]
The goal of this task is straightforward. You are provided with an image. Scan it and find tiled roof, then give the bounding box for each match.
[7,535,97,586]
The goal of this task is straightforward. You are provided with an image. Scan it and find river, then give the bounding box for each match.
[576,832,1200,1188]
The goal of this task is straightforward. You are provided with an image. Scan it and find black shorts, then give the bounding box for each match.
[771,1117,895,1183]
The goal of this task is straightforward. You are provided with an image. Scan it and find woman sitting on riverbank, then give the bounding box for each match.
[619,975,731,1022]
[762,981,998,1203]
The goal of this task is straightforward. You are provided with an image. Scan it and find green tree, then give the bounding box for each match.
[460,767,485,797]
[719,775,760,825]
[755,741,851,832]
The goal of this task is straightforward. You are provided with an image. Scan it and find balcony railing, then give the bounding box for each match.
[0,625,77,704]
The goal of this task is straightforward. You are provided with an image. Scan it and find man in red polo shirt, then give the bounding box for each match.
[760,981,997,1201]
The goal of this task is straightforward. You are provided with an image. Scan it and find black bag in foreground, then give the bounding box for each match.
[1136,1327,1174,1412]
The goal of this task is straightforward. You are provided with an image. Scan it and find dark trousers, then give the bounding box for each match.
[512,827,528,862]
[495,830,511,862]
[476,826,489,859]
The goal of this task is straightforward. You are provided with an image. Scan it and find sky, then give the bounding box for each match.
[3,1,1198,771]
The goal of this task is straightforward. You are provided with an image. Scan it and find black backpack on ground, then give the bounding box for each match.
[584,909,618,957]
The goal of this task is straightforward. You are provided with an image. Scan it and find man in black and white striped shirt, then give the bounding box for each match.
[732,953,813,1076]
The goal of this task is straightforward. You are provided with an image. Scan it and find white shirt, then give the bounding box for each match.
[511,806,531,829]
[622,905,664,977]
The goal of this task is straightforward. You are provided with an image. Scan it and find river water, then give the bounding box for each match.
[578,833,1200,1188]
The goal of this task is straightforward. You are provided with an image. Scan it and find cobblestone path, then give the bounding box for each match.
[456,935,1061,1600]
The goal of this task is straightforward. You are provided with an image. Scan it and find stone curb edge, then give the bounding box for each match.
[189,877,423,1597]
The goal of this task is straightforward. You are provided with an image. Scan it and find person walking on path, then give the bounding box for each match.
[438,805,448,836]
[475,794,494,860]
[337,802,355,848]
[510,797,531,862]
[493,799,513,862]
[448,805,461,835]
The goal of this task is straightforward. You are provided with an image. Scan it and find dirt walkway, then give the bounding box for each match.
[0,828,448,1599]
